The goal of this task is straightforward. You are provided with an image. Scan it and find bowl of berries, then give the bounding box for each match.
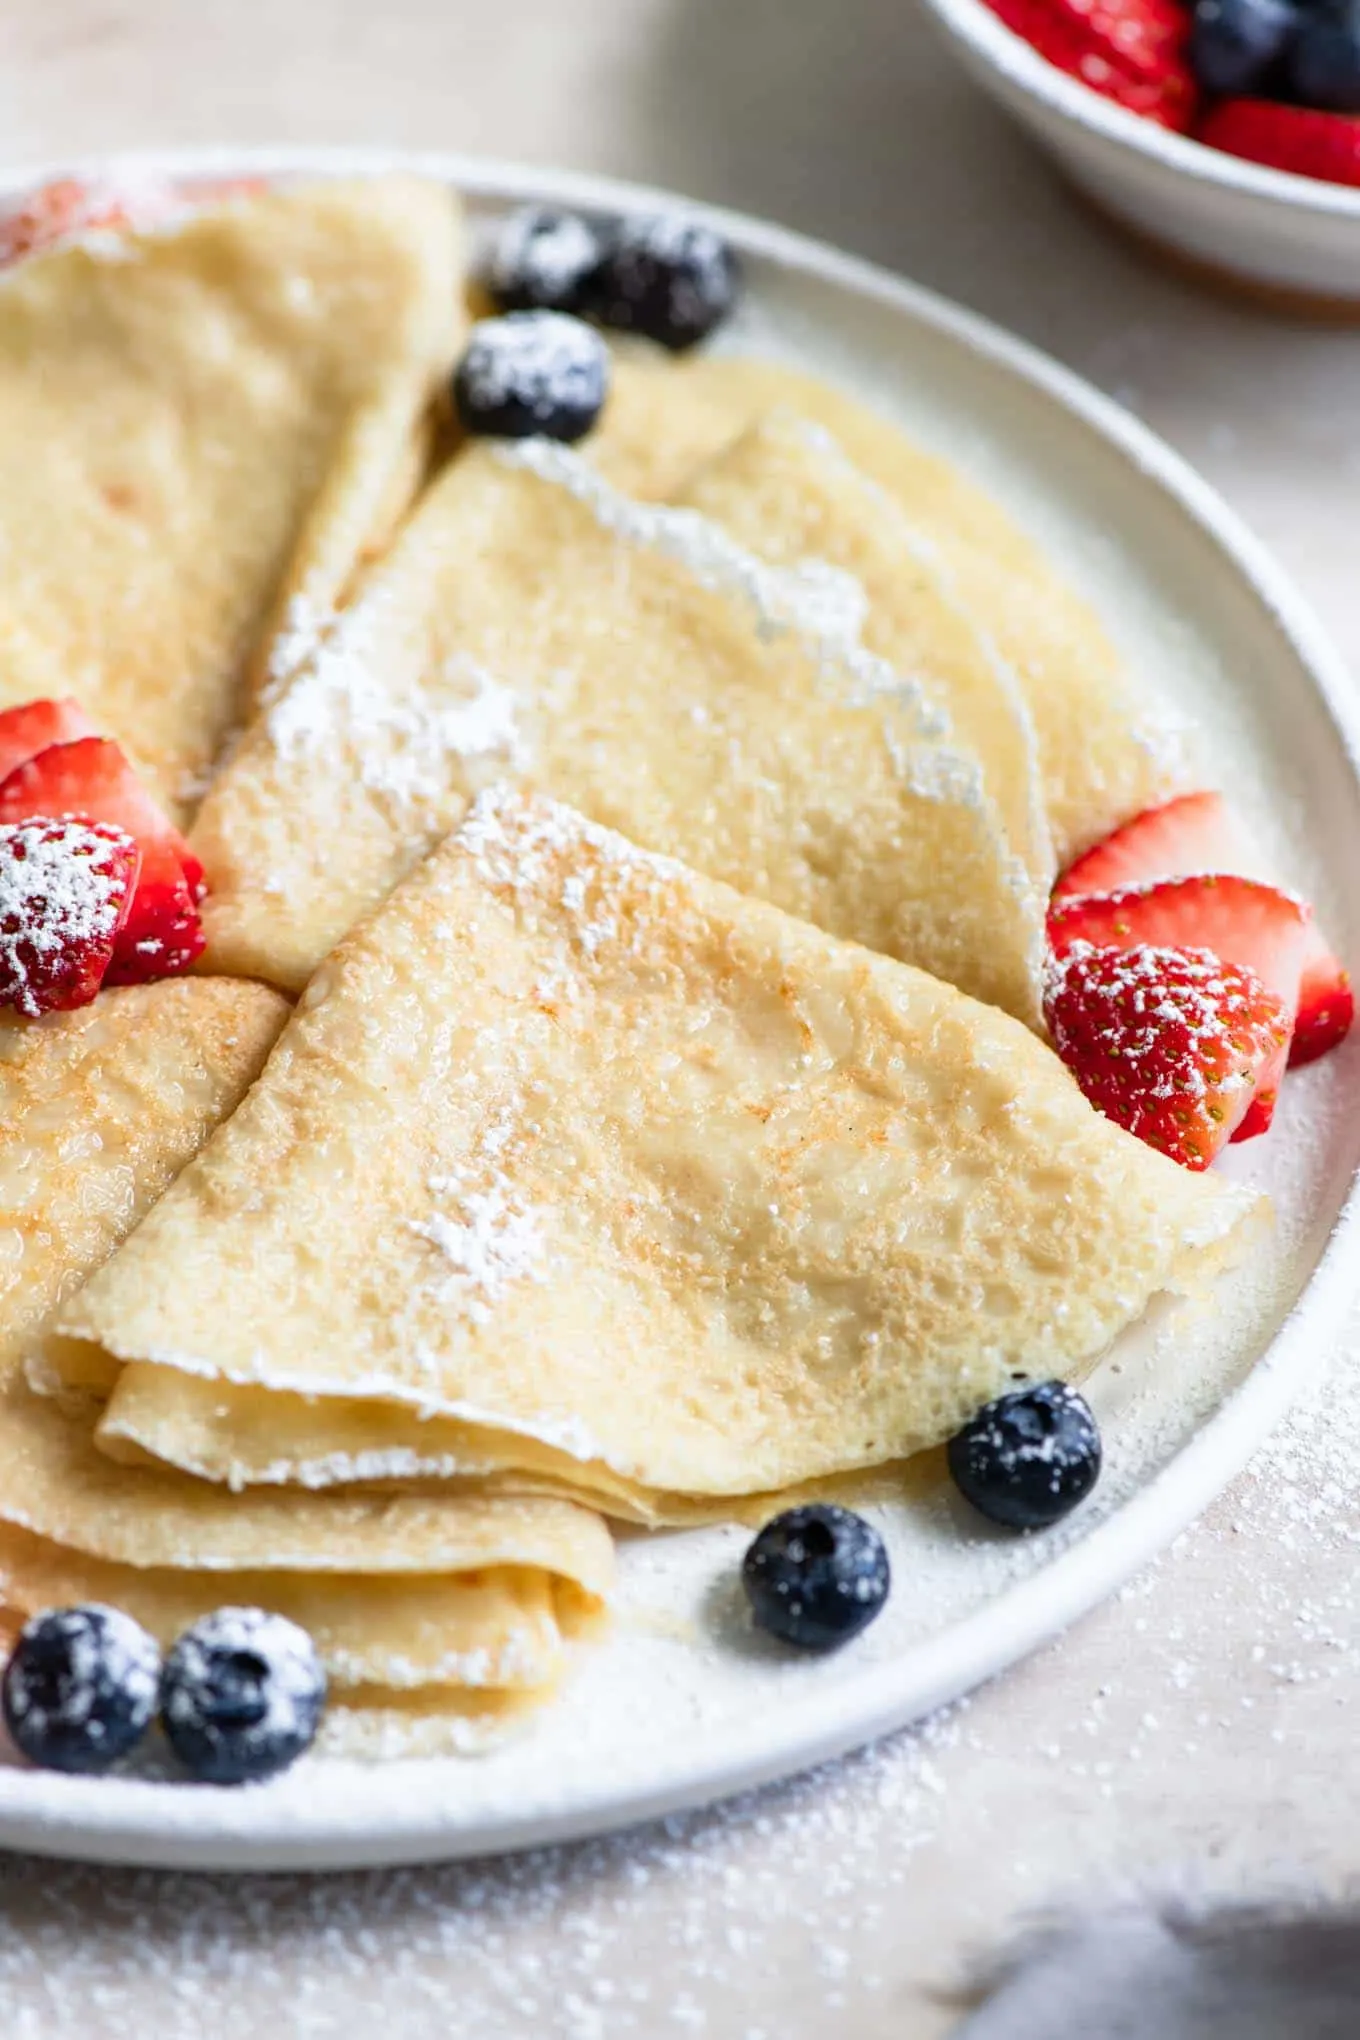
[921,0,1360,307]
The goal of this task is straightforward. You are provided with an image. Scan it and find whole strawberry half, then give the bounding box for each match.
[1044,941,1291,1169]
[0,738,204,982]
[1053,792,1352,1067]
[1048,873,1308,1137]
[0,818,139,1017]
[1198,101,1360,188]
[986,0,1198,128]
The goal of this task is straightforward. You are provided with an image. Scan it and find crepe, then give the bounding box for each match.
[0,175,462,817]
[0,978,612,1697]
[190,424,1048,1019]
[593,353,1195,866]
[79,791,1255,1518]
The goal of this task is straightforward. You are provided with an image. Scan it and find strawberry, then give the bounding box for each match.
[1198,101,1360,189]
[0,739,204,982]
[1048,874,1308,1136]
[1052,792,1247,905]
[986,0,1198,128]
[1053,793,1352,1066]
[0,818,139,1016]
[1293,955,1355,1068]
[0,698,96,788]
[0,176,259,270]
[1044,942,1290,1169]
[0,181,140,267]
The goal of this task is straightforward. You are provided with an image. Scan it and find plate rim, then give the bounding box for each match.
[1,143,1358,1872]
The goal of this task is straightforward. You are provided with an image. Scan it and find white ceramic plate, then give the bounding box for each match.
[1,147,1358,1873]
[920,0,1360,305]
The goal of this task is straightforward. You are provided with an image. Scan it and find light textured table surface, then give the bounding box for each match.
[2,4,1359,2034]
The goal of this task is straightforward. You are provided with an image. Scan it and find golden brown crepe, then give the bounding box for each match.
[80,793,1256,1521]
[0,175,463,817]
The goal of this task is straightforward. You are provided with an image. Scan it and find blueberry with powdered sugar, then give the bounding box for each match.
[2,1604,160,1773]
[742,1505,890,1652]
[486,205,602,315]
[453,312,609,443]
[160,1607,325,1785]
[588,213,740,351]
[948,1380,1102,1531]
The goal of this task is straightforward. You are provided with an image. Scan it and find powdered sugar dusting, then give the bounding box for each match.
[266,589,529,805]
[409,1093,548,1328]
[458,784,685,975]
[495,437,949,741]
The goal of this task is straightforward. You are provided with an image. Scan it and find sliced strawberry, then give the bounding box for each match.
[0,180,141,267]
[985,0,1198,128]
[1044,941,1290,1170]
[1048,874,1309,1009]
[0,739,204,982]
[0,818,139,1016]
[1198,102,1360,190]
[1293,953,1355,1068]
[1052,792,1249,905]
[0,699,96,788]
[1046,0,1190,78]
[1048,875,1308,1137]
[1053,793,1352,1068]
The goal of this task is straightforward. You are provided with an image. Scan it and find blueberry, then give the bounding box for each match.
[1190,0,1300,96]
[948,1380,1101,1531]
[486,206,602,315]
[453,311,609,443]
[2,1604,159,1774]
[588,215,740,352]
[160,1607,325,1785]
[742,1505,890,1652]
[1288,4,1360,112]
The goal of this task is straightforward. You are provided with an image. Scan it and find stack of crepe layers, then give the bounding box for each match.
[0,176,615,1753]
[0,981,614,1754]
[0,176,1251,1753]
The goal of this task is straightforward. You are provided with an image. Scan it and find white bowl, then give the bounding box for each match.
[921,0,1360,309]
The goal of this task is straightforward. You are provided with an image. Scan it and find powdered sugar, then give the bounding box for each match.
[266,590,529,804]
[495,437,948,740]
[458,785,684,972]
[409,1092,549,1327]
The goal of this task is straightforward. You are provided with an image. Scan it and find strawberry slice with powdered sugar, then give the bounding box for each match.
[1052,792,1352,1068]
[1044,942,1291,1170]
[1048,874,1309,1137]
[0,818,139,1016]
[0,738,204,982]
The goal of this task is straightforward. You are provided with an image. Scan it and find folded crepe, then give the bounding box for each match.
[0,979,612,1708]
[593,353,1195,867]
[0,175,462,817]
[190,423,1051,1020]
[79,792,1256,1522]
